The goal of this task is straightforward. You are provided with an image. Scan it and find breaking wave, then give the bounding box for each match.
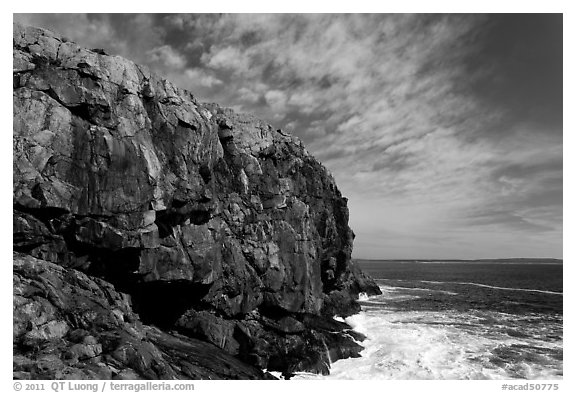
[296,283,562,380]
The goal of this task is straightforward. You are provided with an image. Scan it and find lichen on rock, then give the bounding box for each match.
[13,22,381,380]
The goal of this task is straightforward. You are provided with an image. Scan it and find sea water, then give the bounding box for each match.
[295,260,562,380]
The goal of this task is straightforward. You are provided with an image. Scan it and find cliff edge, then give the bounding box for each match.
[13,23,381,379]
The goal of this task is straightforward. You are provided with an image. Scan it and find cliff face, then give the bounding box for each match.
[13,23,381,379]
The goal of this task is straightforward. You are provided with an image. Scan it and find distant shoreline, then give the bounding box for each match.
[355,258,563,265]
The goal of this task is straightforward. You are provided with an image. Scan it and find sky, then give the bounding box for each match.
[13,13,563,259]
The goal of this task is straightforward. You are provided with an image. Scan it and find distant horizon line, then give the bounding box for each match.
[354,257,563,263]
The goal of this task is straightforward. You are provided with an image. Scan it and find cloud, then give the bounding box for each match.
[13,14,562,258]
[202,46,251,74]
[264,90,288,115]
[184,68,223,88]
[147,45,187,69]
[237,87,260,103]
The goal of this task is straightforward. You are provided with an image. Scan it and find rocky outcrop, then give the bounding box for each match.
[13,23,381,379]
[13,252,272,379]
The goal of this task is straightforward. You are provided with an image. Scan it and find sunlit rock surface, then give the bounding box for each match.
[13,23,381,379]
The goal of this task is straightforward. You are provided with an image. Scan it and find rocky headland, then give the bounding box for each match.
[13,23,381,380]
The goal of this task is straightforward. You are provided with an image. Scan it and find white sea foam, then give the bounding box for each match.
[358,292,370,301]
[295,290,562,380]
[417,280,563,295]
[371,283,458,298]
[368,286,420,303]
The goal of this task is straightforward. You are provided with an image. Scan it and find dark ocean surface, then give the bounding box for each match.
[295,260,563,380]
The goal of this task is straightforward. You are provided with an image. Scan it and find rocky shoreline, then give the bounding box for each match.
[13,23,381,379]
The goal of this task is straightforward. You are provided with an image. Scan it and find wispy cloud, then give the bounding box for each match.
[147,45,188,69]
[13,13,562,258]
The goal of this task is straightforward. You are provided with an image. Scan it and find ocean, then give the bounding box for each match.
[296,260,563,380]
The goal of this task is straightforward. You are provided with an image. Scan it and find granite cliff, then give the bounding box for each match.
[13,23,381,379]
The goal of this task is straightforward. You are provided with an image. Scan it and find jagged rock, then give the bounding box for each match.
[176,310,240,355]
[13,22,381,379]
[13,252,270,380]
